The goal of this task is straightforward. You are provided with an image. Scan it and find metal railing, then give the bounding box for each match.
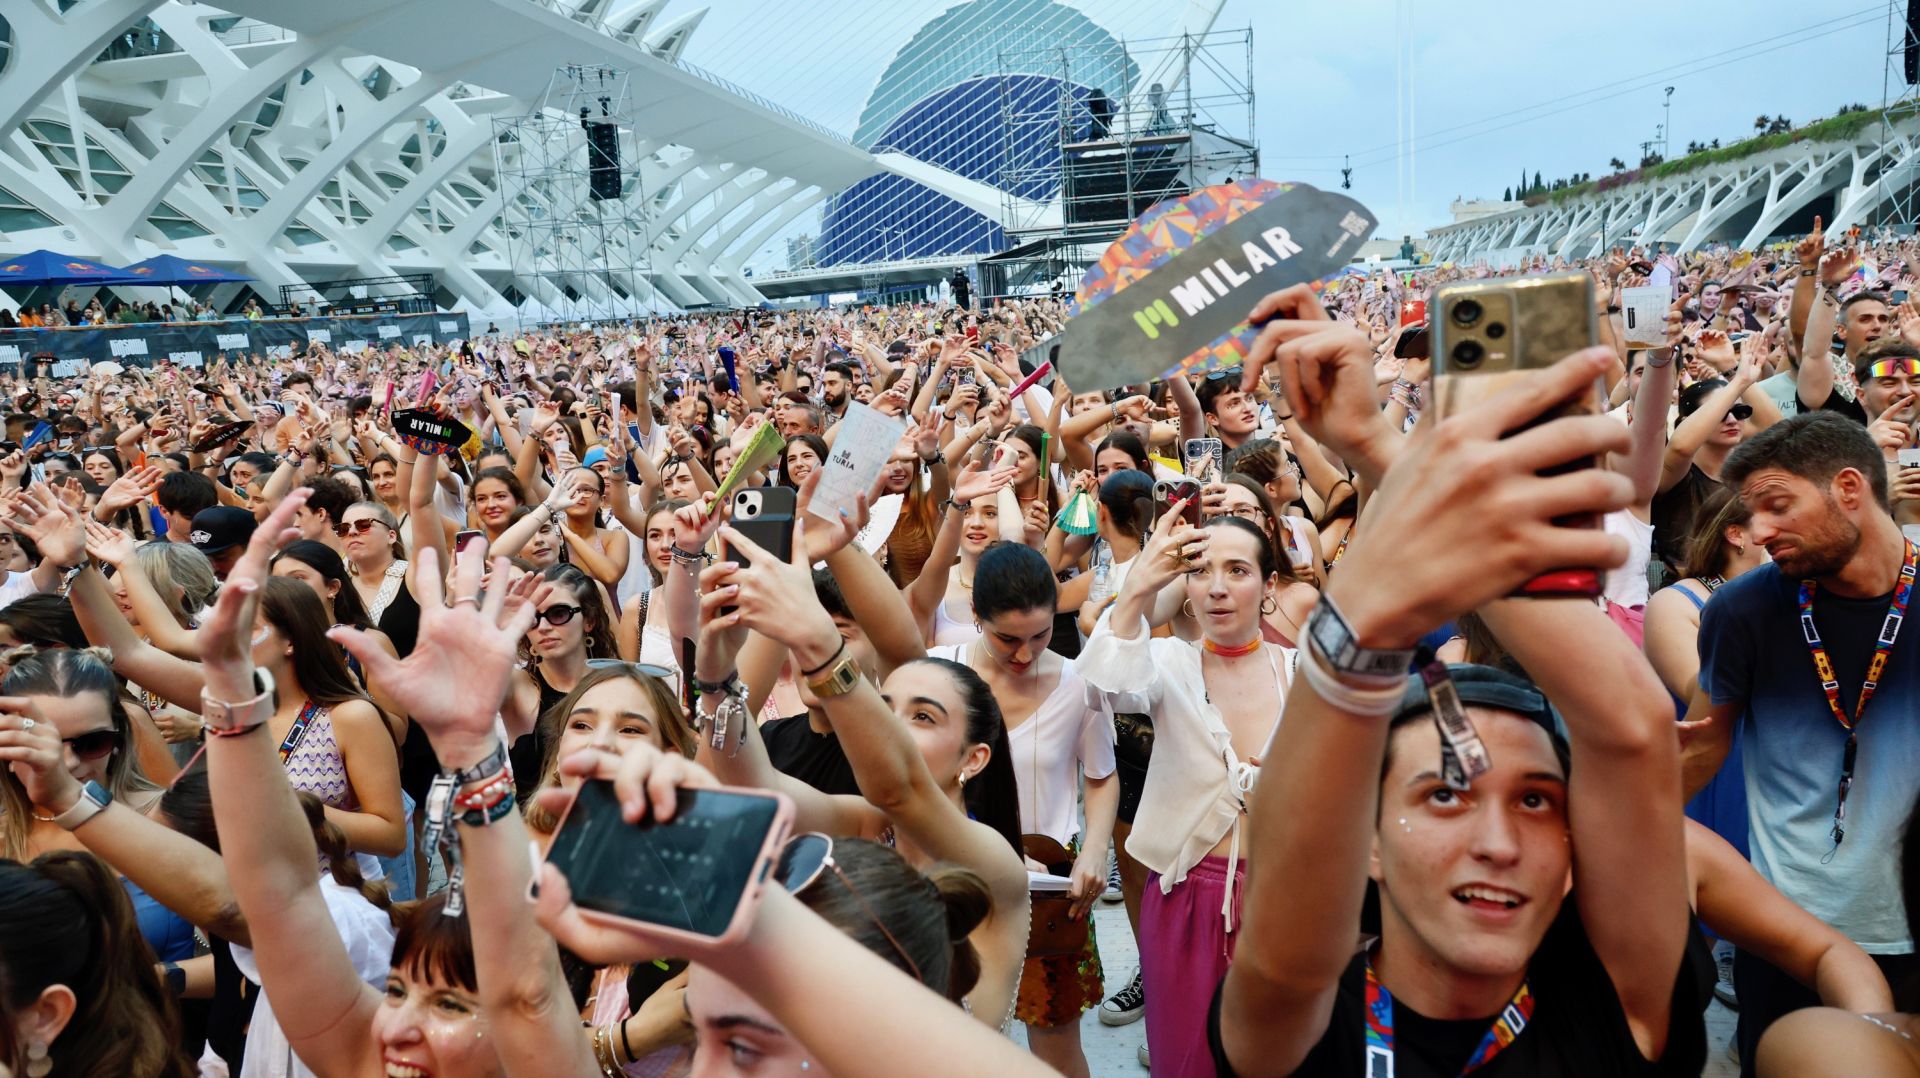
[216,21,296,47]
[759,253,969,280]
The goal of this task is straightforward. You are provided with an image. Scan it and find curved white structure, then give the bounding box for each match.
[0,0,1026,314]
[1426,115,1920,265]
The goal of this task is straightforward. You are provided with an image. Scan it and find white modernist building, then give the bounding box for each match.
[0,0,1067,316]
[1425,114,1920,266]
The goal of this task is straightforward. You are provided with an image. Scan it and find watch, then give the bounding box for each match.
[1305,596,1416,686]
[201,667,276,736]
[943,496,970,515]
[50,779,111,831]
[804,647,863,698]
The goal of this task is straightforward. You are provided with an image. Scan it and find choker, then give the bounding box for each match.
[1203,636,1262,658]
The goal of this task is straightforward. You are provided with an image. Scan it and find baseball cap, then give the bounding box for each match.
[581,446,608,468]
[189,506,257,555]
[1391,663,1566,740]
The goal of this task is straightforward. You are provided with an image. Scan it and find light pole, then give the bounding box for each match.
[1663,86,1674,158]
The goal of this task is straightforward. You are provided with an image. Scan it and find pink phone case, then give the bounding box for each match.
[548,785,794,950]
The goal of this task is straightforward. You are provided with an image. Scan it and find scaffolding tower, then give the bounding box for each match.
[492,65,657,324]
[1876,0,1920,231]
[983,27,1258,299]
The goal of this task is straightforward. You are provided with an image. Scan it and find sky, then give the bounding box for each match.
[674,0,1900,267]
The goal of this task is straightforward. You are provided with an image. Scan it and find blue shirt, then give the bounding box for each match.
[1698,560,1920,953]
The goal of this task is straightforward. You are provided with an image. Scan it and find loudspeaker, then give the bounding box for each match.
[1907,0,1919,84]
[586,121,621,201]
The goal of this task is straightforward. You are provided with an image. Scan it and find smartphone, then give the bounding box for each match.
[1183,438,1224,485]
[1153,478,1201,528]
[454,529,484,554]
[1394,325,1430,360]
[726,487,796,571]
[543,779,793,947]
[21,421,52,451]
[1430,270,1604,598]
[1900,448,1920,471]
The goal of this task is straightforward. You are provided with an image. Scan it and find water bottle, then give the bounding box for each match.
[1088,540,1114,606]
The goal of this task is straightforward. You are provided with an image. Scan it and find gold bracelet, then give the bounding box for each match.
[591,1024,621,1077]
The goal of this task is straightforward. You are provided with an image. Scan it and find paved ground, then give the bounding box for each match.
[1012,903,1743,1076]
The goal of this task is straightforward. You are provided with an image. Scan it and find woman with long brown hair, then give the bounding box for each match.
[500,562,618,798]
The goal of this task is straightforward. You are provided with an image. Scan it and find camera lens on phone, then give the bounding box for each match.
[1485,322,1507,340]
[1451,340,1485,368]
[1450,299,1483,327]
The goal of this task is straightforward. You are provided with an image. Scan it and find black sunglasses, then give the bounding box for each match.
[64,728,122,761]
[333,518,390,537]
[1203,366,1244,382]
[533,604,584,626]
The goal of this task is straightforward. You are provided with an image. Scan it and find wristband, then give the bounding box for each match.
[669,544,712,566]
[943,496,970,515]
[48,779,112,831]
[1297,640,1405,716]
[1304,595,1416,685]
[800,640,848,678]
[448,738,510,789]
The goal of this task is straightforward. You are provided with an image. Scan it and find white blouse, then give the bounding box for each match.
[1077,607,1294,930]
[930,646,1115,845]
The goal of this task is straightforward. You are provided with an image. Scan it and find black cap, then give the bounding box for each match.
[188,506,256,555]
[1392,663,1566,740]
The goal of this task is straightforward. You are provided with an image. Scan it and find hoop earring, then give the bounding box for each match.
[1181,599,1194,618]
[1261,596,1276,615]
[585,634,596,653]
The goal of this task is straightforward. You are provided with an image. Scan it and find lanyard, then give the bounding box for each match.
[277,700,323,764]
[1796,541,1917,850]
[1364,960,1534,1077]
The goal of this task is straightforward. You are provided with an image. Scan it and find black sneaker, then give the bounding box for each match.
[1101,969,1145,1026]
[1102,856,1124,904]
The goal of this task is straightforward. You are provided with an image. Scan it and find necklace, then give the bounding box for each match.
[957,570,974,590]
[1204,636,1262,658]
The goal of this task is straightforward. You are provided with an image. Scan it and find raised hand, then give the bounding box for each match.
[1819,245,1859,289]
[200,489,307,702]
[330,540,538,766]
[7,483,87,569]
[1794,215,1825,271]
[1868,393,1918,457]
[1243,284,1400,478]
[706,520,838,656]
[794,468,871,563]
[951,458,1017,504]
[1327,348,1634,647]
[0,700,80,813]
[1695,328,1736,375]
[84,520,138,568]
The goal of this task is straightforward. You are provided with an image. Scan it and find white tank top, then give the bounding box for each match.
[1602,509,1654,609]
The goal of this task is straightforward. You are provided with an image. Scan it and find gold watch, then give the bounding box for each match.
[805,647,862,698]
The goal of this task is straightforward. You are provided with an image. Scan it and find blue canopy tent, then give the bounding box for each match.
[0,249,135,286]
[115,255,252,286]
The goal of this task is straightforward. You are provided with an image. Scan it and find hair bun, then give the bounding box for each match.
[925,864,991,1004]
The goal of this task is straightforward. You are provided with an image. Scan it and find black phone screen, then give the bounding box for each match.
[545,781,780,938]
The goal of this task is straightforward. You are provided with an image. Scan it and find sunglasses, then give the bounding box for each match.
[1863,358,1920,379]
[1203,366,1245,383]
[333,518,390,537]
[775,833,921,984]
[585,659,675,680]
[533,603,584,626]
[64,728,122,761]
[1680,401,1754,422]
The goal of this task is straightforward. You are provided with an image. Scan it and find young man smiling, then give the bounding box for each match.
[1213,290,1703,1077]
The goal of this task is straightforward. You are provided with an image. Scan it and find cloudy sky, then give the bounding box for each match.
[677,0,1897,264]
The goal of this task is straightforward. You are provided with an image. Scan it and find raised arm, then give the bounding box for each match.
[196,489,380,1074]
[1219,342,1632,1076]
[333,541,595,1078]
[1797,265,1843,412]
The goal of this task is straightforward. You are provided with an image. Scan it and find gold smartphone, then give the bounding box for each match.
[1429,270,1604,599]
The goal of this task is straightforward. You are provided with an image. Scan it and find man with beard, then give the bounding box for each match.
[1686,410,1920,1067]
[819,361,855,422]
[1855,340,1920,461]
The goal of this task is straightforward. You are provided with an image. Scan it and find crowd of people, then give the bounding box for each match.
[0,214,1916,1078]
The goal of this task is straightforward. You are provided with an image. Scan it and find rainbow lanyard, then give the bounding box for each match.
[1364,960,1534,1076]
[1796,540,1918,850]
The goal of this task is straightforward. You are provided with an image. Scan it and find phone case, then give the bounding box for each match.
[725,487,797,619]
[1429,270,1603,598]
[1153,479,1201,528]
[549,784,794,950]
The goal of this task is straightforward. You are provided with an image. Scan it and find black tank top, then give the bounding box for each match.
[509,666,570,799]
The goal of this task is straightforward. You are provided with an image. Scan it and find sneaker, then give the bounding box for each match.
[1137,1044,1150,1069]
[1101,970,1146,1026]
[1713,942,1738,1010]
[1102,856,1124,904]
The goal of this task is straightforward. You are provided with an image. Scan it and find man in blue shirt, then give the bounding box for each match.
[1689,410,1920,1069]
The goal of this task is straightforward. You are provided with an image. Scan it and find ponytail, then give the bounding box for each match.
[297,791,397,926]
